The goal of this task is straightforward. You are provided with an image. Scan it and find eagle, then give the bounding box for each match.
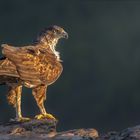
[0,25,68,121]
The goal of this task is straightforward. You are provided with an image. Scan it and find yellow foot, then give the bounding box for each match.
[35,113,56,120]
[10,117,31,122]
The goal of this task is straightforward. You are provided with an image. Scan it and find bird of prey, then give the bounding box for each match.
[0,25,68,121]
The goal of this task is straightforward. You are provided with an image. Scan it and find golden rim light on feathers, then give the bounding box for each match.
[0,25,68,121]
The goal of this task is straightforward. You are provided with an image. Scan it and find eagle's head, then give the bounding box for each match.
[35,25,68,61]
[46,25,68,39]
[36,25,68,45]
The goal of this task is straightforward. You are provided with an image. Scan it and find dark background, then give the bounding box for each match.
[0,0,140,133]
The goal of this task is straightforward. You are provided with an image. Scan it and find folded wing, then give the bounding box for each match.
[2,44,42,86]
[0,57,19,85]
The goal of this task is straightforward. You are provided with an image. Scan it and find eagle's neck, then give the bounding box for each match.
[37,35,61,61]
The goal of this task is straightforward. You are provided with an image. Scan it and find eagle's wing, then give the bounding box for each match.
[0,57,19,77]
[0,57,19,85]
[2,44,42,86]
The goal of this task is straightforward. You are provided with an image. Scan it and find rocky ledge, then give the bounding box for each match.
[0,119,139,140]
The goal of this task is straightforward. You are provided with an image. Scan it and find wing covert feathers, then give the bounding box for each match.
[1,43,63,87]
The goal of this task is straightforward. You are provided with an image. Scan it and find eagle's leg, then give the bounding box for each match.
[32,85,56,120]
[7,85,30,122]
[15,85,30,121]
[15,85,22,119]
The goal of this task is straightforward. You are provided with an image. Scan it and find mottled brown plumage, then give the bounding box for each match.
[0,25,68,121]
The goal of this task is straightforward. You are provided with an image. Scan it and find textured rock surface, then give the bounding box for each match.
[54,128,98,140]
[0,119,140,140]
[98,125,140,140]
[0,119,98,140]
[0,119,57,135]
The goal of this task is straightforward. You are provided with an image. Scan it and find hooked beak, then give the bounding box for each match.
[62,31,68,39]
